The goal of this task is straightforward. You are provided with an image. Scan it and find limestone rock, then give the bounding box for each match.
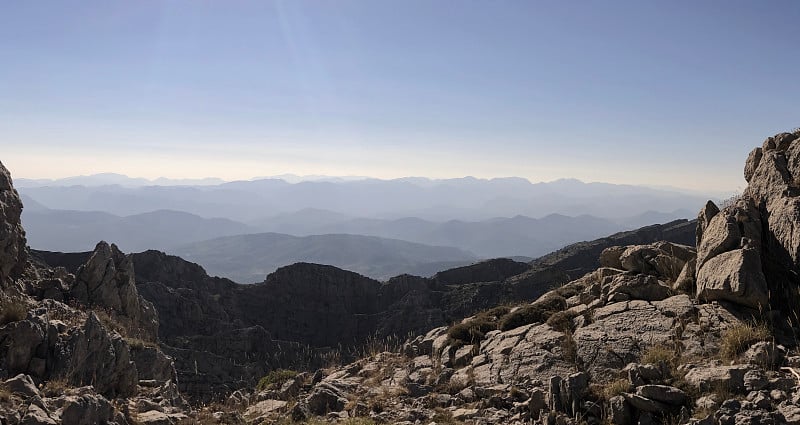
[684,364,753,393]
[635,385,686,405]
[71,242,158,340]
[21,404,57,425]
[696,200,720,250]
[0,160,27,287]
[65,313,138,398]
[696,248,769,309]
[599,246,626,269]
[5,374,40,398]
[696,212,741,269]
[745,147,763,183]
[58,394,116,425]
[305,382,348,415]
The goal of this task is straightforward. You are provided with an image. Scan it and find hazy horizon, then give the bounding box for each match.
[4,1,799,193]
[11,170,728,197]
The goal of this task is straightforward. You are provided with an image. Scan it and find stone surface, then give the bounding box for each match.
[0,160,27,287]
[696,248,769,309]
[5,374,40,398]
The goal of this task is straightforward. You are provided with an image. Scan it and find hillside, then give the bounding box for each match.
[169,232,478,282]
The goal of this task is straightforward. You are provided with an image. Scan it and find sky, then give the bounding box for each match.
[1,1,799,194]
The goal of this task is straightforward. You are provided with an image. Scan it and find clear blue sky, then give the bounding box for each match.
[1,1,798,193]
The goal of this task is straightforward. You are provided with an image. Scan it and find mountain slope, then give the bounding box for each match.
[170,232,479,282]
[252,212,645,258]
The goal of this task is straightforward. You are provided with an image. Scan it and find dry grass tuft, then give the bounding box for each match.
[641,345,679,367]
[719,322,770,363]
[595,379,630,400]
[42,378,70,397]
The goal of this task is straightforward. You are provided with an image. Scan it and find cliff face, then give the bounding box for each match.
[0,161,27,288]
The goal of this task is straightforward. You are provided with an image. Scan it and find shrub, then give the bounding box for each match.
[0,297,28,326]
[720,322,770,363]
[256,369,298,392]
[498,295,567,332]
[555,285,581,299]
[535,294,568,311]
[445,305,512,344]
[447,317,496,344]
[546,310,576,333]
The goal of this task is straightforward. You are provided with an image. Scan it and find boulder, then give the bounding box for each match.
[696,212,741,269]
[5,374,40,398]
[0,318,45,376]
[600,246,626,269]
[696,248,769,309]
[305,382,348,415]
[20,404,57,425]
[602,274,672,303]
[635,385,686,405]
[58,394,116,425]
[684,364,752,393]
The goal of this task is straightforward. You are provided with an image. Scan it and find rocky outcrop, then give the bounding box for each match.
[0,161,27,288]
[0,162,190,424]
[691,129,800,312]
[115,220,699,400]
[71,242,158,341]
[64,313,138,398]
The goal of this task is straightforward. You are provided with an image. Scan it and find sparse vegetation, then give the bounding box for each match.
[719,322,771,363]
[125,337,157,350]
[561,329,579,366]
[446,294,571,345]
[641,345,679,368]
[596,378,630,400]
[256,369,298,392]
[42,378,70,397]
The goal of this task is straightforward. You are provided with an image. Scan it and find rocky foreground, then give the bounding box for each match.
[3,130,800,424]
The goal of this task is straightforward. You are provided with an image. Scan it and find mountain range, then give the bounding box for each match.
[17,174,710,222]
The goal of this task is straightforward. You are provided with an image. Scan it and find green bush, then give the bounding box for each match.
[256,369,298,392]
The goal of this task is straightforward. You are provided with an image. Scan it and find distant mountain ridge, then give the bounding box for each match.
[21,208,257,253]
[17,174,710,222]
